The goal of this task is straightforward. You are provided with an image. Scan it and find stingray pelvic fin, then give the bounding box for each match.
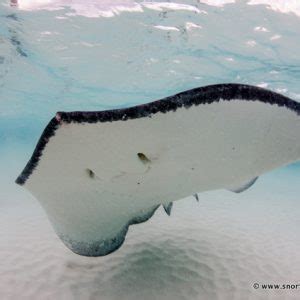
[228,177,258,193]
[163,202,173,216]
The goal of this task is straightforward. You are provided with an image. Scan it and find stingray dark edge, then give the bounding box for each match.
[15,83,300,185]
[59,205,160,256]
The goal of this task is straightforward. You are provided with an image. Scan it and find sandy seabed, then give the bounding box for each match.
[0,163,299,300]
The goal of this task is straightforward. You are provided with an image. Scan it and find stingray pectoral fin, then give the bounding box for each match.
[227,177,259,193]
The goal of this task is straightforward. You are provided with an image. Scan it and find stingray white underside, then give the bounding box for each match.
[21,98,300,256]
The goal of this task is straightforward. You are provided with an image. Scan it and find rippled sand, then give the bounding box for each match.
[1,164,299,300]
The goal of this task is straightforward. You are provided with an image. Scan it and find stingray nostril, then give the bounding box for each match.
[137,152,151,163]
[86,168,95,179]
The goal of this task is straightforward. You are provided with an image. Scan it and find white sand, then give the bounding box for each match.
[1,165,300,300]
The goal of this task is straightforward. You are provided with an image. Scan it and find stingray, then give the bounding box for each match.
[16,84,300,256]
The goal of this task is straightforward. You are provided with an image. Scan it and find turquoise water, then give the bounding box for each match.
[0,1,299,299]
